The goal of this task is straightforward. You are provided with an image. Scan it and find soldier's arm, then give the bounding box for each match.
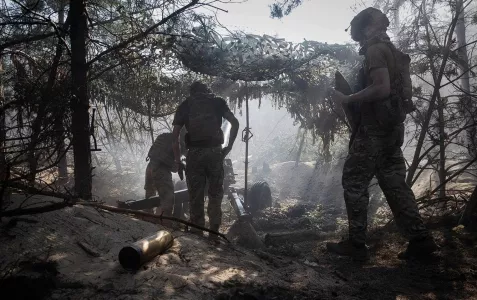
[345,45,391,104]
[223,111,239,149]
[172,125,182,164]
[171,102,186,163]
[345,68,390,104]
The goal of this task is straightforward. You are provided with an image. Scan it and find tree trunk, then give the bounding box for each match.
[392,0,402,37]
[437,95,446,198]
[70,0,92,199]
[0,55,9,210]
[455,0,476,157]
[295,128,306,167]
[56,3,68,185]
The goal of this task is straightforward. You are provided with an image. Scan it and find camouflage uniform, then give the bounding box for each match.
[144,133,176,217]
[144,161,174,216]
[343,124,429,246]
[172,85,231,233]
[341,31,430,246]
[186,147,224,232]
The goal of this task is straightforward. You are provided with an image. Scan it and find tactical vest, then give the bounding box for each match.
[147,133,174,169]
[362,40,415,129]
[186,94,224,147]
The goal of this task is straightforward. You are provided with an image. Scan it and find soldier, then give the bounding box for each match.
[171,81,239,240]
[144,132,176,226]
[145,130,187,220]
[329,7,437,261]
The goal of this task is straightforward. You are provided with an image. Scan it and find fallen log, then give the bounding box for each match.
[264,230,335,246]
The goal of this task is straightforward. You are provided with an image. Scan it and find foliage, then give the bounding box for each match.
[371,0,477,202]
[269,0,304,19]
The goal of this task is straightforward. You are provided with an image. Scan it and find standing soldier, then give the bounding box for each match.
[171,81,239,240]
[329,8,437,261]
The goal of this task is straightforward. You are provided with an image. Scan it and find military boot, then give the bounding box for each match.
[398,235,438,260]
[208,224,221,245]
[326,240,370,262]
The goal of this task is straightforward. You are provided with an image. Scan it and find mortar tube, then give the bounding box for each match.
[118,230,173,270]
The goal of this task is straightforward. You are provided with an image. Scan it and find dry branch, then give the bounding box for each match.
[416,156,477,202]
[1,183,229,242]
[77,202,229,242]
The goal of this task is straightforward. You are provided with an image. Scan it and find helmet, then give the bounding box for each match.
[350,7,390,42]
[189,81,211,95]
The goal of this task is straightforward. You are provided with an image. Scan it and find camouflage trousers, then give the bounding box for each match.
[144,161,174,217]
[186,147,224,232]
[342,124,429,246]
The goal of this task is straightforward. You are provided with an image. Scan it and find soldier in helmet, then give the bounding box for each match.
[329,7,437,261]
[171,81,239,240]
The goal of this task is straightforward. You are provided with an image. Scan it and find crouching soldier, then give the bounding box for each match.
[144,132,176,225]
[171,81,239,240]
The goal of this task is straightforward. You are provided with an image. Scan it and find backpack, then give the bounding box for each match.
[147,133,174,168]
[186,93,223,145]
[367,41,416,128]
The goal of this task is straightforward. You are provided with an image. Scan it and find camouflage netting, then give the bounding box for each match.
[171,25,360,154]
[91,24,361,153]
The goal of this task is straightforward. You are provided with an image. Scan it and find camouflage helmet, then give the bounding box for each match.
[350,7,390,42]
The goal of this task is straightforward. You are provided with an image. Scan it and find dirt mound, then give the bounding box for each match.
[0,195,341,300]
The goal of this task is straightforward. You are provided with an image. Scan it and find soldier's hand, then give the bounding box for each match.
[332,89,350,104]
[222,146,232,158]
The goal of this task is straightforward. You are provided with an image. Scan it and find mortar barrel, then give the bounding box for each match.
[118,230,173,270]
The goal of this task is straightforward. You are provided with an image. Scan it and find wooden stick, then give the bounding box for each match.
[1,183,229,242]
[77,202,230,242]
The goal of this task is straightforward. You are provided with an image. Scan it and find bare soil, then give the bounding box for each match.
[2,160,476,300]
[1,193,477,300]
